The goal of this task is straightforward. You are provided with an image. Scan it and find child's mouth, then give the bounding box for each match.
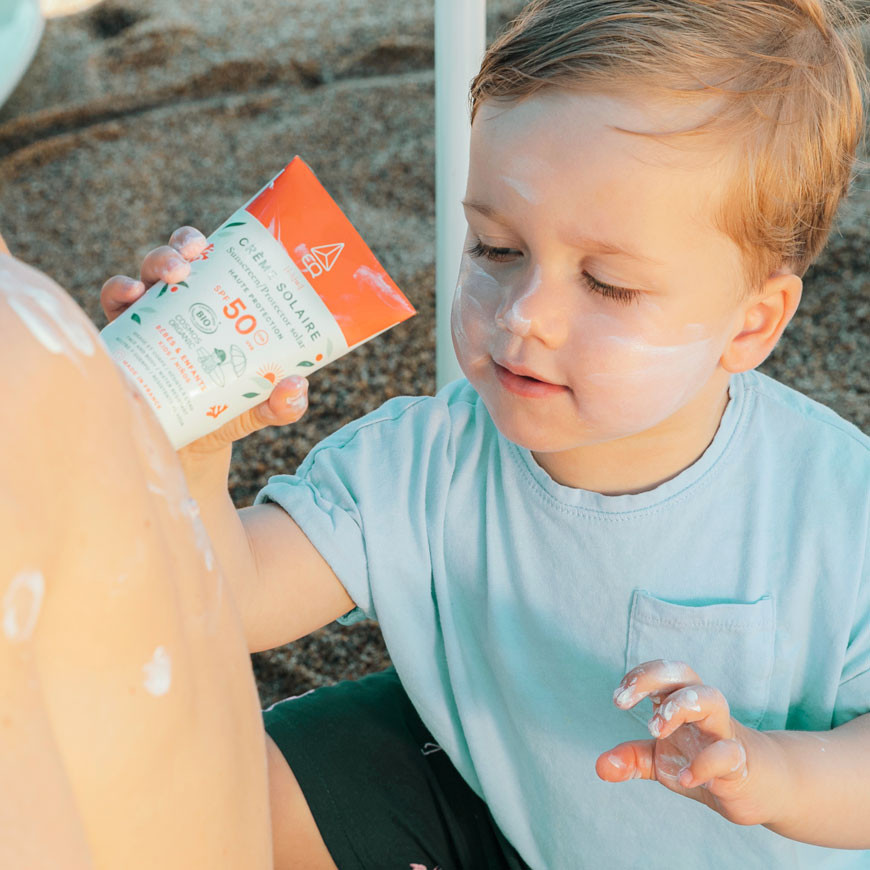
[493,361,568,398]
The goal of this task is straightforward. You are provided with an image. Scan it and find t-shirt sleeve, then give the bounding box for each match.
[253,395,441,625]
[833,533,870,728]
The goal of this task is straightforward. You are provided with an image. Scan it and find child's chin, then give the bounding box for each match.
[491,419,576,453]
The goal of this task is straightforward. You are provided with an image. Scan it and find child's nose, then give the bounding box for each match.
[495,268,571,348]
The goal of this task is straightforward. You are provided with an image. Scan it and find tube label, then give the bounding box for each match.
[100,157,415,448]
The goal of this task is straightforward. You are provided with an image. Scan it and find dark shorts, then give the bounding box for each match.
[263,667,530,870]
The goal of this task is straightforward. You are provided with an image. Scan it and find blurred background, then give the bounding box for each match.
[0,0,867,709]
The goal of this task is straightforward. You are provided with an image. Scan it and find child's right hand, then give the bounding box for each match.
[100,226,309,454]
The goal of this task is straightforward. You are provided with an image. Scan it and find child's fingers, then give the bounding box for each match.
[100,228,204,322]
[677,738,747,789]
[140,245,193,287]
[178,377,309,455]
[647,685,732,741]
[100,275,146,321]
[264,376,310,425]
[595,740,655,782]
[613,659,701,710]
[168,225,208,260]
[216,376,308,438]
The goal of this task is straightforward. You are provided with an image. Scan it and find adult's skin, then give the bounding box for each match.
[0,233,273,867]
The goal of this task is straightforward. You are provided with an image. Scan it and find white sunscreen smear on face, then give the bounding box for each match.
[502,155,550,205]
[143,645,172,696]
[496,266,539,338]
[452,257,500,367]
[502,175,539,204]
[3,570,45,642]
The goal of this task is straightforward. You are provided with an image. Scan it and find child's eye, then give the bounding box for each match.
[467,240,521,263]
[581,272,640,305]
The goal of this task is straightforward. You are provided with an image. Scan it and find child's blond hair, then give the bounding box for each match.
[471,0,867,292]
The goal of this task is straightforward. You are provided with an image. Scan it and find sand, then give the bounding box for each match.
[0,0,867,709]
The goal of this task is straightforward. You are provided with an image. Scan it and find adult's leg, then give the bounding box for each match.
[0,253,273,868]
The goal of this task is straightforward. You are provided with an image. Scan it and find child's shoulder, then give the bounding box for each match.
[740,371,868,501]
[742,370,868,455]
[307,378,485,458]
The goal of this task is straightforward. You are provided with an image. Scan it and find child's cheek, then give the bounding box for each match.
[569,315,723,436]
[450,255,505,368]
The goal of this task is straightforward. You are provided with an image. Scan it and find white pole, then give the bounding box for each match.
[435,0,487,390]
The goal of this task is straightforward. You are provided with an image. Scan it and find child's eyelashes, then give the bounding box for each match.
[580,273,641,306]
[467,239,641,305]
[466,240,519,263]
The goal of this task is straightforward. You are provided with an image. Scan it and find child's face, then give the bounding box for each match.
[453,90,750,453]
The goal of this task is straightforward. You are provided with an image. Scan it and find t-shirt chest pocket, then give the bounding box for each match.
[624,589,776,729]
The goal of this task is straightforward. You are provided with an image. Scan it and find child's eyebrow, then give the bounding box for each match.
[462,199,662,265]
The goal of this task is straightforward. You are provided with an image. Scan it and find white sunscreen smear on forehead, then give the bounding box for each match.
[143,645,172,696]
[502,155,550,205]
[3,569,45,642]
[502,175,538,204]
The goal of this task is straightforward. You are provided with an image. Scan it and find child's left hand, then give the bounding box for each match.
[596,659,787,827]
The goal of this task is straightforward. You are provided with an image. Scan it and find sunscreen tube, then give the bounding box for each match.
[100,157,416,449]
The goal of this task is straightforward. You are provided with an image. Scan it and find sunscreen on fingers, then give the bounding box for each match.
[100,157,415,448]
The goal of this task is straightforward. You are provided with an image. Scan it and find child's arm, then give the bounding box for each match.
[102,228,356,652]
[179,447,356,652]
[597,659,870,849]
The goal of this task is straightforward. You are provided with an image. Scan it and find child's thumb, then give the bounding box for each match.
[184,377,309,452]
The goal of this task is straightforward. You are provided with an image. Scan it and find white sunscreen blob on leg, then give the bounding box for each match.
[180,497,216,573]
[143,645,172,696]
[3,569,45,642]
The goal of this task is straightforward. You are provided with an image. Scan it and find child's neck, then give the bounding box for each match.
[531,371,733,496]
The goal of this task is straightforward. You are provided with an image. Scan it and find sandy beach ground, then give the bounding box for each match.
[1,0,867,709]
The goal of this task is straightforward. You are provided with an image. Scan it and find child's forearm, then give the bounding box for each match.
[175,440,354,653]
[761,713,870,848]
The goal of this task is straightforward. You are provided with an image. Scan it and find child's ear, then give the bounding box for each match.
[720,269,802,373]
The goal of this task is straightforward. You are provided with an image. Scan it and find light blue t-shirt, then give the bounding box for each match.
[256,370,870,869]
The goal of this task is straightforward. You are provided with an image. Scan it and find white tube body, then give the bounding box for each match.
[435,0,487,389]
[100,209,348,449]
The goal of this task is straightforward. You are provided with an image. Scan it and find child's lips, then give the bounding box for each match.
[493,360,568,398]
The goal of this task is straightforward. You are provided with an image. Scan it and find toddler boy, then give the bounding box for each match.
[103,1,870,867]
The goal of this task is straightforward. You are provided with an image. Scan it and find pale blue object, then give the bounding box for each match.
[0,0,43,108]
[257,369,869,869]
[435,0,486,389]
